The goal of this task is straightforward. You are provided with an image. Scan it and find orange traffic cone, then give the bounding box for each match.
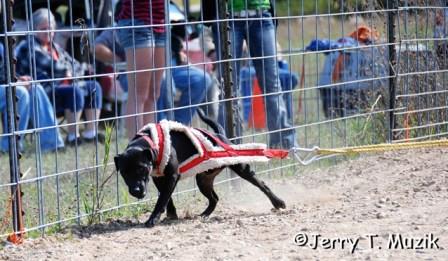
[248,77,266,129]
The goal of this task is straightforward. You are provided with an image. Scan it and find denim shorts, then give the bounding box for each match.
[117,19,166,49]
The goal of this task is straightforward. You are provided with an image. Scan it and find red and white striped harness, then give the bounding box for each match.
[137,120,288,178]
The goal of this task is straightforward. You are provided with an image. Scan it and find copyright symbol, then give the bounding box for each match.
[294,233,308,246]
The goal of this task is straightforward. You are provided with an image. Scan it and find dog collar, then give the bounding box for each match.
[137,124,165,174]
[136,130,163,172]
[137,132,156,149]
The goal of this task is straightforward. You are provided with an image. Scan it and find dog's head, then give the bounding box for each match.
[114,145,156,199]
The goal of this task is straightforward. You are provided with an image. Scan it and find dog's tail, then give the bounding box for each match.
[197,108,226,135]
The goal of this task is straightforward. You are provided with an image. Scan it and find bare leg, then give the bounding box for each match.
[143,46,165,124]
[124,47,155,140]
[65,109,82,137]
[84,108,101,132]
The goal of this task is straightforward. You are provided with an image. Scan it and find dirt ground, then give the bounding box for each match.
[1,148,448,260]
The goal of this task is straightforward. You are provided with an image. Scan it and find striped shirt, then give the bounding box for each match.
[117,0,166,32]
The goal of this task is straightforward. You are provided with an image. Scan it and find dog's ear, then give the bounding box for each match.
[114,154,122,171]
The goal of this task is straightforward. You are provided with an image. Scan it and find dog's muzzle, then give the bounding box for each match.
[129,185,146,199]
[128,178,148,199]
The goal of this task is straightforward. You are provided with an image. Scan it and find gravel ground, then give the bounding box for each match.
[1,148,448,260]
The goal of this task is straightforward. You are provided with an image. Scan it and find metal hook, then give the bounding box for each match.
[289,146,338,166]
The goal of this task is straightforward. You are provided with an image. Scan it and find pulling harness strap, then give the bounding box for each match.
[155,124,164,167]
[178,128,288,174]
[196,128,289,159]
[137,133,157,152]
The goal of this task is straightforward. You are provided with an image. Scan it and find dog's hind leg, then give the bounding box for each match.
[230,164,286,209]
[196,168,223,217]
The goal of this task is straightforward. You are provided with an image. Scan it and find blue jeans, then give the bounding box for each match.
[117,19,166,49]
[213,11,297,148]
[0,84,64,152]
[158,61,211,125]
[241,61,298,125]
[278,60,298,121]
[53,80,103,114]
[118,74,128,92]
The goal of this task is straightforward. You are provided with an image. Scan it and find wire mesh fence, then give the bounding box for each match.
[0,0,447,239]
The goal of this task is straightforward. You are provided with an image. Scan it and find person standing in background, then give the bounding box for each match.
[116,0,166,139]
[204,0,297,149]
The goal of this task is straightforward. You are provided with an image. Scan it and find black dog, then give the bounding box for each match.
[114,110,286,227]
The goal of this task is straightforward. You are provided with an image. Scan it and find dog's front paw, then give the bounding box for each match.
[274,199,286,209]
[144,218,157,228]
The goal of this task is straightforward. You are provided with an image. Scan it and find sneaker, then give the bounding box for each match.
[82,132,106,144]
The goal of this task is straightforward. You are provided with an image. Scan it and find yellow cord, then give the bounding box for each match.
[316,139,448,156]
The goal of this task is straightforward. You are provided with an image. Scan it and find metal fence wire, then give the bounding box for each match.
[0,0,447,239]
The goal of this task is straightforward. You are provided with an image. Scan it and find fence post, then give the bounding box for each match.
[387,0,397,141]
[217,0,236,139]
[3,0,25,243]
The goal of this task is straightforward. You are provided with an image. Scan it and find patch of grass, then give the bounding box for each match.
[0,123,131,237]
[83,122,116,225]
